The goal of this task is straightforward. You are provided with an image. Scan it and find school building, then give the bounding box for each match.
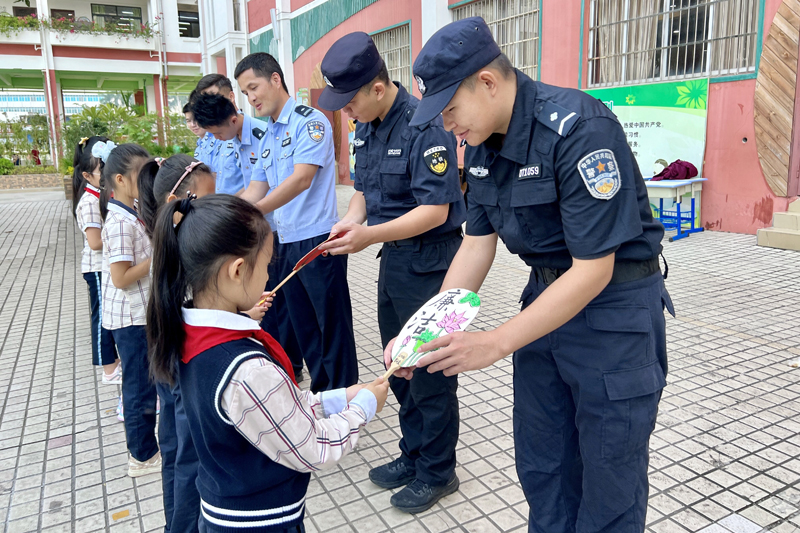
[3,0,799,242]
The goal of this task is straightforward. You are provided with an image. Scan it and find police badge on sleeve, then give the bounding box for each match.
[577,149,620,200]
[307,121,325,143]
[424,146,448,175]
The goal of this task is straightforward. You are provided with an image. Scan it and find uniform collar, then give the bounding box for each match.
[183,307,261,331]
[369,82,409,143]
[269,97,297,133]
[491,70,536,165]
[107,198,140,222]
[85,183,101,194]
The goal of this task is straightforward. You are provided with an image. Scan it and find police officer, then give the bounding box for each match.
[316,33,465,513]
[195,74,251,196]
[234,52,358,392]
[403,18,674,532]
[185,91,219,175]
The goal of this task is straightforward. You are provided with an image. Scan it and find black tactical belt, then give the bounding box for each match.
[533,256,661,286]
[387,228,463,248]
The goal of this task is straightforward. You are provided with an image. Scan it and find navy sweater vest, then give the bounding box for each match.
[179,338,311,532]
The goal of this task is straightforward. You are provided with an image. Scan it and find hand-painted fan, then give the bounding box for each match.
[383,288,481,379]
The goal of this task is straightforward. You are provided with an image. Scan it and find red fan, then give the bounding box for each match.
[256,232,346,305]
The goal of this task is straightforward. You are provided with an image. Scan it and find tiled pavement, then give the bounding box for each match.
[0,186,798,533]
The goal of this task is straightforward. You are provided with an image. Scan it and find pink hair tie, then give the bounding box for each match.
[170,161,203,196]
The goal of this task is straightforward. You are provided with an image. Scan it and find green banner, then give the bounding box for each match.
[585,79,708,178]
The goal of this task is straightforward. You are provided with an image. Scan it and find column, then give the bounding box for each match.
[421,0,451,45]
[273,0,294,95]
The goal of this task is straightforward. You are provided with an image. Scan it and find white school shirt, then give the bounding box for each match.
[101,199,152,329]
[75,185,103,273]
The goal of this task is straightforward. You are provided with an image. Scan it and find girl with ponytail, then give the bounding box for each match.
[72,136,121,384]
[146,194,389,533]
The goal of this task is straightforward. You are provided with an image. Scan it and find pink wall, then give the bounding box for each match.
[291,0,423,183]
[699,0,793,234]
[216,55,227,76]
[248,0,276,34]
[539,0,581,88]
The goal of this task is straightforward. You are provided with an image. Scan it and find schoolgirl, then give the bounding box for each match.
[96,141,162,477]
[72,136,120,383]
[146,194,389,532]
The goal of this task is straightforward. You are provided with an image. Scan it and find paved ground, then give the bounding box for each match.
[0,186,799,533]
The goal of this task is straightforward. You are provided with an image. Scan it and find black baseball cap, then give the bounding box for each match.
[409,17,502,126]
[319,32,385,111]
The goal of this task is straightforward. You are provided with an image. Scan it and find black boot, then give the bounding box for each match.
[390,474,459,514]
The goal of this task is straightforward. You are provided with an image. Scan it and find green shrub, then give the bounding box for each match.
[0,158,13,175]
[4,165,57,175]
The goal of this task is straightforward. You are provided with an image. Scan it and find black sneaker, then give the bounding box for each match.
[390,474,459,514]
[368,458,416,489]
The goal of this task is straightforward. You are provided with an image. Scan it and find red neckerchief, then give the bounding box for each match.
[182,324,298,386]
[84,187,100,199]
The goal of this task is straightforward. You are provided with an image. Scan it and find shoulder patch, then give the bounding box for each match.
[294,105,313,117]
[536,102,580,137]
[423,146,448,175]
[252,127,265,140]
[577,149,620,200]
[307,120,325,143]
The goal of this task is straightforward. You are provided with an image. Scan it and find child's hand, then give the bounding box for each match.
[345,383,366,402]
[364,377,390,413]
[383,338,414,380]
[244,293,273,321]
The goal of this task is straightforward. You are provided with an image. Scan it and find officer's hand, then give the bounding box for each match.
[416,330,506,376]
[319,221,372,255]
[383,338,413,380]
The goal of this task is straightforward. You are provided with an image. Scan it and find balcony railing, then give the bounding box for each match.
[0,14,158,50]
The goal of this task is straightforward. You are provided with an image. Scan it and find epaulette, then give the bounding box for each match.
[252,127,265,140]
[534,101,580,137]
[294,105,313,117]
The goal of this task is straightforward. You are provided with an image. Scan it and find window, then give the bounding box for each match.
[452,0,540,80]
[178,10,200,38]
[91,4,143,31]
[12,7,37,17]
[371,24,412,90]
[588,0,759,87]
[51,9,75,20]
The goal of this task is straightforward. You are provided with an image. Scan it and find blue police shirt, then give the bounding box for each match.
[464,71,664,269]
[353,83,465,236]
[252,98,339,244]
[194,132,218,172]
[215,136,245,196]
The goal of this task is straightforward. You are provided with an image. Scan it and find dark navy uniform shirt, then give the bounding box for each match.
[464,71,664,269]
[354,83,465,237]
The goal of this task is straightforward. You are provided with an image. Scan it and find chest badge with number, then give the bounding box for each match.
[423,146,448,175]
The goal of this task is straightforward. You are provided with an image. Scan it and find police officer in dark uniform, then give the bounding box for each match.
[404,18,674,532]
[316,32,466,513]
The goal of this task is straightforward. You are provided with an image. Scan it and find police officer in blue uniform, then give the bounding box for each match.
[194,74,250,196]
[234,52,358,392]
[403,18,674,532]
[316,32,466,513]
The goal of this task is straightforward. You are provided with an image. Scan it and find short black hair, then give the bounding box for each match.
[234,52,288,93]
[182,102,191,114]
[461,53,516,90]
[196,73,234,94]
[191,93,237,129]
[360,61,390,94]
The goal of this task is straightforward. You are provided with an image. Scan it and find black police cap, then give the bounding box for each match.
[319,32,385,111]
[409,17,502,126]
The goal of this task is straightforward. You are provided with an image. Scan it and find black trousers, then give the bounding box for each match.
[378,235,462,486]
[265,233,358,392]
